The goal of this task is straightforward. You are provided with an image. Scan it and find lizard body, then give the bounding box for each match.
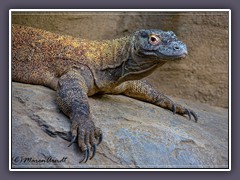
[12,24,197,163]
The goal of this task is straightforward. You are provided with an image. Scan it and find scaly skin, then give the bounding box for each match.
[12,24,197,163]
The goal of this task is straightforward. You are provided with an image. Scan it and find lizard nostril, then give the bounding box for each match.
[174,46,180,50]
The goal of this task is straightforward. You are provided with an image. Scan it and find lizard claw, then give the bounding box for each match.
[184,108,198,122]
[184,109,191,120]
[79,148,90,163]
[90,144,96,160]
[98,133,103,145]
[172,103,198,122]
[85,148,90,163]
[68,135,77,147]
[190,111,198,122]
[172,104,176,115]
[95,128,103,145]
[79,149,87,163]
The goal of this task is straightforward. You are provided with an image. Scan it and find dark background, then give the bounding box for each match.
[0,0,239,179]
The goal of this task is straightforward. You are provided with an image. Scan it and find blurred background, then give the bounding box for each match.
[12,11,229,108]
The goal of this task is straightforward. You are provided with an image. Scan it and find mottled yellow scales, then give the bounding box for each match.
[12,24,197,163]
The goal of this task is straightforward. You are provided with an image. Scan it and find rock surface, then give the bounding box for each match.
[11,82,229,168]
[12,11,229,108]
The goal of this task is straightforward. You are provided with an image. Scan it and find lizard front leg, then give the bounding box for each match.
[56,70,102,163]
[110,80,198,122]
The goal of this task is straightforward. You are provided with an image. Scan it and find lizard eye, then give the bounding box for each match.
[149,35,161,45]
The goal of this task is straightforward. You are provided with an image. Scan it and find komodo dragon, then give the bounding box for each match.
[12,24,197,163]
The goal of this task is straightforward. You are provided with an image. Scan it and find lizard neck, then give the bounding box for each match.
[96,37,166,90]
[117,51,166,83]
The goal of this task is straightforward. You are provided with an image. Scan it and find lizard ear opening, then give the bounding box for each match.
[140,30,148,38]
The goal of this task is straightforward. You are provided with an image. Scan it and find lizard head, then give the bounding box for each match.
[132,29,188,61]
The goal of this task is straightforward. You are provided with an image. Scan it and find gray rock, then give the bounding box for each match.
[11,82,228,168]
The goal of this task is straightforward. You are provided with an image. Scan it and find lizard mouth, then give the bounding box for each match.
[138,50,188,60]
[156,51,188,60]
[154,46,188,59]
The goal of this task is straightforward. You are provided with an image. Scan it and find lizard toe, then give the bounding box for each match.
[77,127,89,163]
[95,127,103,145]
[83,132,91,163]
[90,131,97,160]
[173,103,198,122]
[184,108,198,122]
[184,109,191,120]
[68,121,79,147]
[79,148,87,163]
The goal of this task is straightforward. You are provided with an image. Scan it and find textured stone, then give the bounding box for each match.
[11,82,228,168]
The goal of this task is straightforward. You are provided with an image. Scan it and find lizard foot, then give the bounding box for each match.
[68,116,102,163]
[172,104,198,122]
